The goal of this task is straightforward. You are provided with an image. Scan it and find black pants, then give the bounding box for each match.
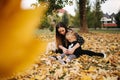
[56,48,104,58]
[74,47,104,58]
[81,50,104,57]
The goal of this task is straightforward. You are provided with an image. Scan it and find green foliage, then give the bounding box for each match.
[70,11,80,28]
[87,0,103,29]
[62,11,69,26]
[115,11,120,28]
[39,16,50,29]
[37,0,107,31]
[86,0,94,28]
[68,1,80,28]
[87,12,95,28]
[38,0,68,15]
[49,26,54,32]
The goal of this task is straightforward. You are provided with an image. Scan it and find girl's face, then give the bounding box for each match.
[66,34,76,43]
[58,27,66,35]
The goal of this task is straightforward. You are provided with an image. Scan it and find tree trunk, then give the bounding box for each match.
[79,0,89,33]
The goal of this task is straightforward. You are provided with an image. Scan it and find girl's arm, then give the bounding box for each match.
[67,43,80,54]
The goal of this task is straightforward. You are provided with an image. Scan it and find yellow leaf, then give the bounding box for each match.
[81,75,92,80]
[0,0,48,78]
[88,66,96,72]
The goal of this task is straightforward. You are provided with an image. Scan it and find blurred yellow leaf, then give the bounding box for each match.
[0,0,48,78]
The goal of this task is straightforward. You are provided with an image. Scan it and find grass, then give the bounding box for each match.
[35,28,55,35]
[35,28,120,35]
[89,29,120,34]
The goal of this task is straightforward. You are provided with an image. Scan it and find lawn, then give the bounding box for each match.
[89,29,120,34]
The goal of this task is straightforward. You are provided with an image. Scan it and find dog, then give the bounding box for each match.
[45,41,56,54]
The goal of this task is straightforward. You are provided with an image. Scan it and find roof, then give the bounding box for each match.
[103,13,110,18]
[103,13,116,18]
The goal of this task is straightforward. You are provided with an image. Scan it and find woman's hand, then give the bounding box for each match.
[58,45,63,49]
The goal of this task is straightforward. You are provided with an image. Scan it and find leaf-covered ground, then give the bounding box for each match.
[10,32,120,80]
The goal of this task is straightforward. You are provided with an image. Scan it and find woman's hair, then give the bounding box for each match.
[55,22,68,48]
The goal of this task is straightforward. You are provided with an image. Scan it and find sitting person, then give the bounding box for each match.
[51,30,106,64]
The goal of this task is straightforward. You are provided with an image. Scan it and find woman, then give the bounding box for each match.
[55,22,106,58]
[55,22,84,54]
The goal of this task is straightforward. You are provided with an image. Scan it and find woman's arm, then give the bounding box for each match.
[59,45,68,54]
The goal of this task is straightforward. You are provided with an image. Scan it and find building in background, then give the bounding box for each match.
[100,13,117,27]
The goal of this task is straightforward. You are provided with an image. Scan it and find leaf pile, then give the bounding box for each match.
[10,32,120,80]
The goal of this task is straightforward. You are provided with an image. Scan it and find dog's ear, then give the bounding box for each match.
[45,41,56,54]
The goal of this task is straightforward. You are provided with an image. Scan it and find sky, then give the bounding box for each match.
[91,0,120,15]
[21,0,120,15]
[21,0,38,9]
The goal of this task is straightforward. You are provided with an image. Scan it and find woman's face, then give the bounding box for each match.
[58,27,66,35]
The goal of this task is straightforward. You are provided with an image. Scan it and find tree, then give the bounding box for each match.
[38,0,67,14]
[38,0,107,32]
[92,0,103,29]
[70,10,80,28]
[78,0,107,32]
[115,11,120,28]
[79,0,88,32]
[86,0,95,28]
[40,16,50,29]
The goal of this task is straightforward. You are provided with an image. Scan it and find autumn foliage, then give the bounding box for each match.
[10,32,120,80]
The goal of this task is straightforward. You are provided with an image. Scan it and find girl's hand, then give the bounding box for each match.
[63,48,68,54]
[67,43,80,54]
[67,48,75,54]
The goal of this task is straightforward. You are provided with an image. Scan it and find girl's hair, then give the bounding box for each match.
[65,30,76,40]
[55,22,68,48]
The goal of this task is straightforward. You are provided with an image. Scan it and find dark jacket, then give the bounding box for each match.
[68,41,82,58]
